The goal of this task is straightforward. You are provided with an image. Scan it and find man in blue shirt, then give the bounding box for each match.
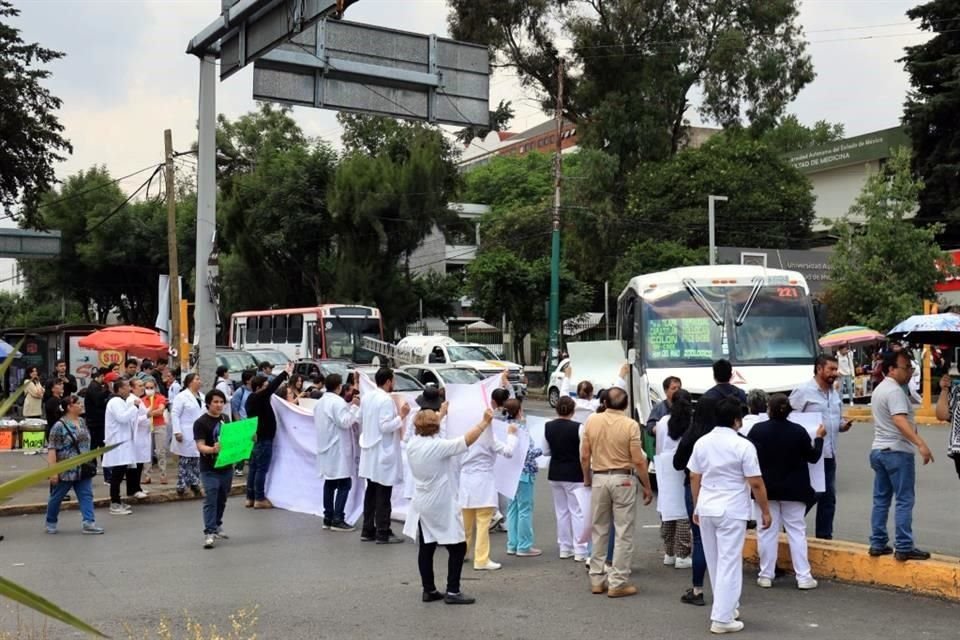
[789,353,852,540]
[702,360,747,405]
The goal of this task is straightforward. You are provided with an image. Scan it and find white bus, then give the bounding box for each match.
[229,304,384,364]
[618,265,820,426]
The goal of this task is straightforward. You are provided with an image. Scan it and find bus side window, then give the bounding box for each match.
[273,315,288,344]
[288,314,303,344]
[260,316,272,344]
[247,317,259,343]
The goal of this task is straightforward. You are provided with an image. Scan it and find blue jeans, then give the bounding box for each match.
[869,450,916,552]
[685,482,706,589]
[816,457,837,539]
[246,439,273,501]
[46,477,95,527]
[201,468,233,535]
[506,473,535,552]
[840,375,854,403]
[323,477,352,523]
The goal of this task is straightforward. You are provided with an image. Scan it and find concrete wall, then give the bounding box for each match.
[809,161,880,230]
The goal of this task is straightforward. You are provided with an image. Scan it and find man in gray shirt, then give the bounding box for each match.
[869,351,934,562]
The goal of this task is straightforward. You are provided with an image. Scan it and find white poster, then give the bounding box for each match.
[68,336,99,390]
[566,340,624,391]
[492,418,529,500]
[741,412,825,493]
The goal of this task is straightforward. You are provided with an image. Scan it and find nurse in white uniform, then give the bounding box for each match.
[103,378,148,514]
[128,379,153,492]
[688,398,771,635]
[404,407,494,605]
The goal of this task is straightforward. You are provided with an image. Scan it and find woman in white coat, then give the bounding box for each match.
[170,373,205,497]
[459,387,518,571]
[103,379,148,515]
[404,407,494,605]
[128,379,153,494]
[654,389,693,569]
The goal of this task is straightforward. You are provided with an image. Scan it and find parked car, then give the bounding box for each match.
[293,358,353,382]
[547,358,571,407]
[400,364,486,388]
[248,349,290,370]
[353,366,424,393]
[215,348,260,386]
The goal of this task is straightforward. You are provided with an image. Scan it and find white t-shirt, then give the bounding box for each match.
[687,427,761,521]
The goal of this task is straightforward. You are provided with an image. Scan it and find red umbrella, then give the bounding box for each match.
[78,325,169,358]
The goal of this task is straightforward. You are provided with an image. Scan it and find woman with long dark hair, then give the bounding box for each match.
[654,389,693,569]
[45,395,103,534]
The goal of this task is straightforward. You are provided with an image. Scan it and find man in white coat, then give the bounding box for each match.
[315,373,361,532]
[359,368,410,544]
[688,398,772,635]
[103,379,149,515]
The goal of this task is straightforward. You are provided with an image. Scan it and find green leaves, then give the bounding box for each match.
[0,444,117,502]
[0,576,109,638]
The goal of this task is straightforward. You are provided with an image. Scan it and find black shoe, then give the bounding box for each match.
[322,519,332,530]
[895,548,931,562]
[444,592,476,605]
[190,485,202,497]
[868,545,894,557]
[681,589,705,606]
[360,534,376,542]
[422,590,444,603]
[746,520,757,530]
[376,535,404,545]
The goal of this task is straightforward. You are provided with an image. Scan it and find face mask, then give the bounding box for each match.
[145,389,156,397]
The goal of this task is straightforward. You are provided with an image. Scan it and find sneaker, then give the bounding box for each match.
[506,548,516,555]
[488,513,504,532]
[204,535,215,549]
[422,590,444,603]
[322,519,332,530]
[559,550,574,559]
[797,578,818,590]
[681,588,705,606]
[82,522,104,535]
[109,503,132,516]
[253,499,273,509]
[234,469,244,477]
[710,620,745,634]
[868,545,894,557]
[376,535,404,545]
[360,533,376,542]
[444,592,476,605]
[245,499,254,508]
[574,554,586,562]
[516,548,542,557]
[330,520,355,532]
[607,584,638,598]
[663,554,676,566]
[591,582,608,595]
[214,528,229,540]
[492,523,507,533]
[674,556,692,569]
[132,491,149,500]
[190,485,203,498]
[756,577,773,588]
[895,548,931,562]
[474,561,501,571]
[45,525,57,534]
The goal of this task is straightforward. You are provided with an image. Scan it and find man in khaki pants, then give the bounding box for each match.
[581,387,653,598]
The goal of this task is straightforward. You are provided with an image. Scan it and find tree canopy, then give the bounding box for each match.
[826,148,949,331]
[0,1,72,227]
[902,0,960,242]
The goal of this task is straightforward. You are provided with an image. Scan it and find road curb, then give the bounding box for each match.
[743,533,960,601]
[0,483,247,517]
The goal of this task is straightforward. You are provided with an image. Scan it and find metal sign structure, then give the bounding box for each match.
[253,19,490,127]
[0,229,61,258]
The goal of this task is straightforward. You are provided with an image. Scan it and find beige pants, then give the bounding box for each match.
[144,425,168,479]
[589,473,637,589]
[463,507,496,568]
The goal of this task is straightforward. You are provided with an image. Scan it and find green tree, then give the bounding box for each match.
[901,0,960,242]
[448,0,814,175]
[0,1,72,227]
[625,135,816,252]
[610,240,708,293]
[757,115,845,153]
[827,148,949,331]
[411,272,464,320]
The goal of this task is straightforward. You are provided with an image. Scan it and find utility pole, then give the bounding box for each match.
[195,55,218,387]
[164,130,182,372]
[547,57,564,373]
[708,195,728,266]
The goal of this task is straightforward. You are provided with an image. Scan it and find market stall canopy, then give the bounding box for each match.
[0,339,22,359]
[78,325,169,357]
[887,313,960,346]
[818,325,884,348]
[464,320,499,332]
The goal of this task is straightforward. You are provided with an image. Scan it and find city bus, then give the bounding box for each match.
[229,305,383,364]
[618,265,820,426]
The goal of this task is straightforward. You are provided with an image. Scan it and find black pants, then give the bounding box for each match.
[323,477,352,523]
[954,454,960,481]
[418,525,466,595]
[108,464,143,503]
[362,481,393,539]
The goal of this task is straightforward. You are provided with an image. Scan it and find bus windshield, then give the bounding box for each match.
[324,317,381,363]
[642,285,816,368]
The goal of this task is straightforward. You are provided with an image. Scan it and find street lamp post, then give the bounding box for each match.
[708,195,728,266]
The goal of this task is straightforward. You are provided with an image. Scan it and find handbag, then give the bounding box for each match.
[62,421,97,480]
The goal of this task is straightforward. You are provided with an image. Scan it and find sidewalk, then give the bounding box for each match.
[0,450,246,514]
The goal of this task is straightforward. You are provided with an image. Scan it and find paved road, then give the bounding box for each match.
[3,483,959,638]
[524,399,960,556]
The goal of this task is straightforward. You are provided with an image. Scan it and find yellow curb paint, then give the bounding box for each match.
[743,534,960,601]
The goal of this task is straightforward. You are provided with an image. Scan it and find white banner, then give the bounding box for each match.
[741,412,825,493]
[566,340,623,391]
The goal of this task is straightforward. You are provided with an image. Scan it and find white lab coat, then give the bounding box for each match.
[169,389,204,458]
[128,395,152,464]
[103,396,140,468]
[402,409,449,500]
[315,392,361,480]
[358,387,404,486]
[653,415,687,521]
[458,424,518,509]
[403,434,469,545]
[216,378,233,406]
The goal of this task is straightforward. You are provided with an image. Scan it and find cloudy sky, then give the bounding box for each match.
[11,0,932,193]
